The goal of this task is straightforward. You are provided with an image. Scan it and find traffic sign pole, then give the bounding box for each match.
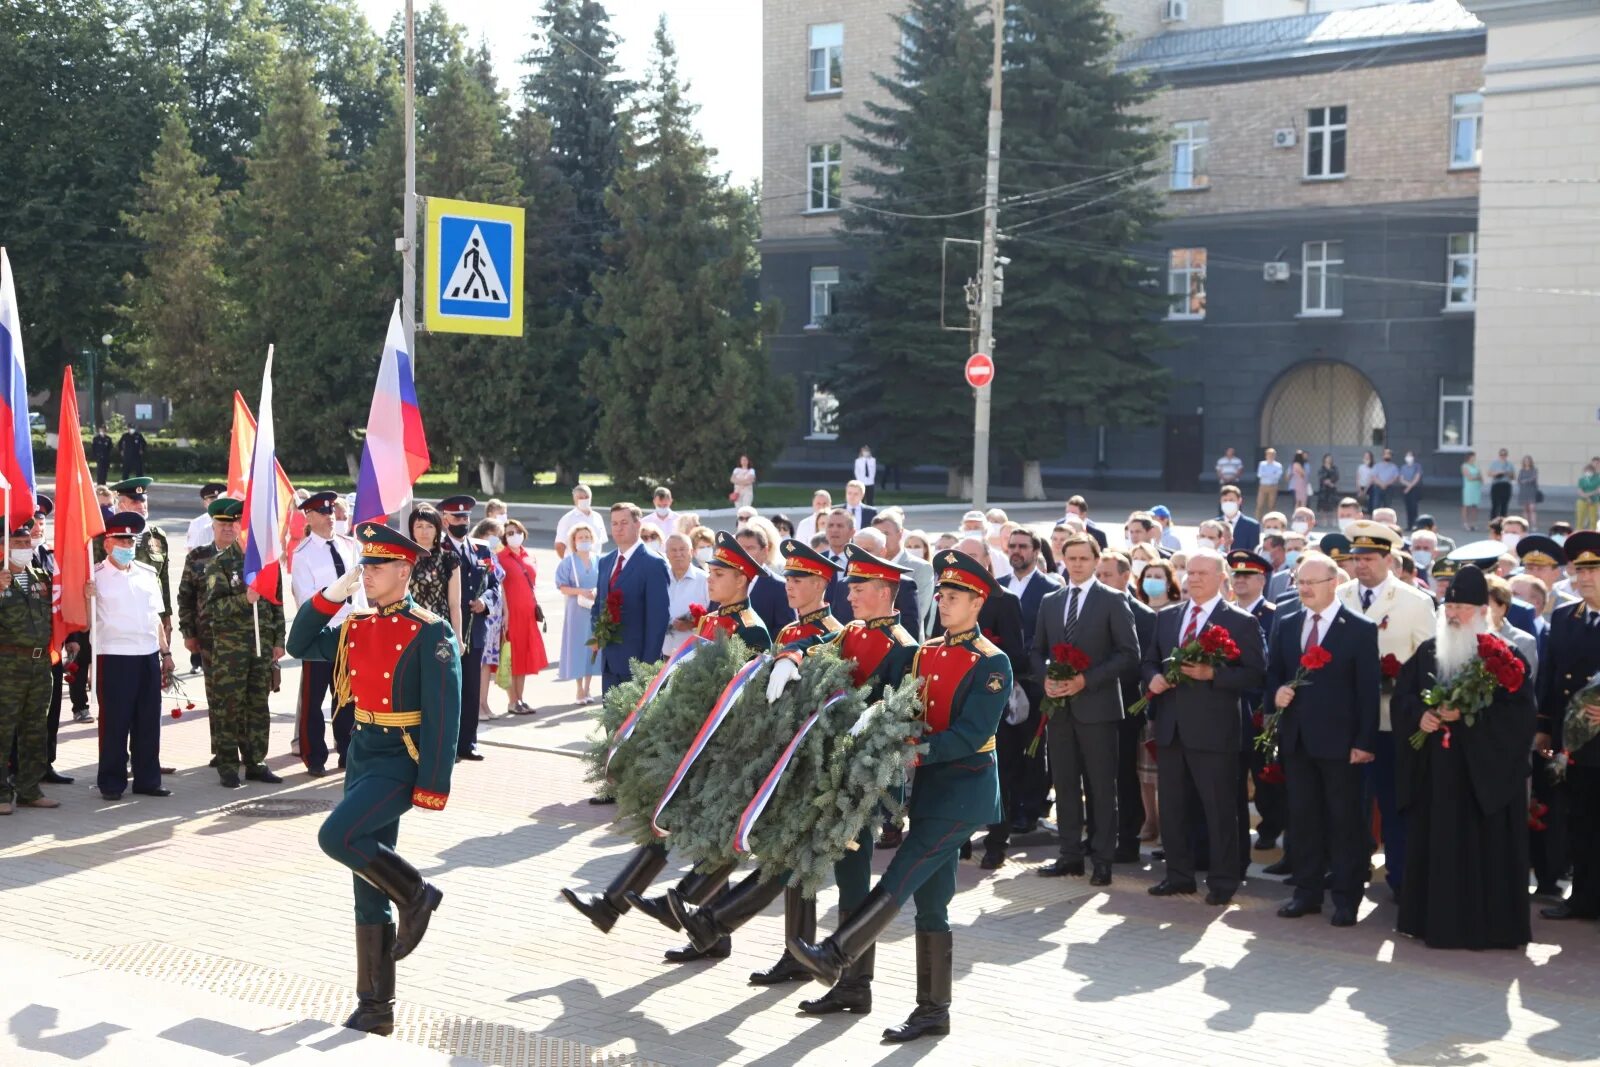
[972,0,1004,511]
[402,0,417,356]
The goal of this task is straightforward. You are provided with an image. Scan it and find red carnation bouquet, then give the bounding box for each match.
[1380,652,1402,695]
[588,588,624,651]
[1025,643,1092,756]
[1127,624,1241,717]
[688,602,708,623]
[1408,632,1526,750]
[1255,645,1333,762]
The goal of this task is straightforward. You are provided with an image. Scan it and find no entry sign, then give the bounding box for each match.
[965,352,994,389]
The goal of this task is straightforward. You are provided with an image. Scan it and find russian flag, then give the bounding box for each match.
[0,248,38,529]
[241,346,284,604]
[353,302,430,524]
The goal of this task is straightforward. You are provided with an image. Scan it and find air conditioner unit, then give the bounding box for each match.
[1273,128,1298,149]
[1161,0,1188,22]
[1263,261,1291,283]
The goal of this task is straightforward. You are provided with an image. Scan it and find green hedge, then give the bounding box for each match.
[34,439,231,476]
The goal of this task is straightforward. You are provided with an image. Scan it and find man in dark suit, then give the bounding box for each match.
[1219,484,1260,552]
[1265,550,1380,927]
[994,529,1060,845]
[829,528,921,639]
[1230,550,1283,860]
[1142,549,1267,906]
[843,480,877,532]
[594,502,670,694]
[736,526,796,636]
[1097,550,1155,861]
[440,495,498,760]
[1064,495,1108,549]
[1033,534,1139,885]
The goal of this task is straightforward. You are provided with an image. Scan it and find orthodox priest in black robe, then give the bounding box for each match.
[1392,565,1535,950]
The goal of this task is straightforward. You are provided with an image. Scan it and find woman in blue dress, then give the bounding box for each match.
[554,524,601,704]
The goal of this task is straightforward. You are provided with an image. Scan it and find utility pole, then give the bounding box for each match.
[401,0,417,357]
[971,0,1004,510]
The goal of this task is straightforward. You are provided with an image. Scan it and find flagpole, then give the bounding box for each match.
[402,0,417,356]
[253,600,261,657]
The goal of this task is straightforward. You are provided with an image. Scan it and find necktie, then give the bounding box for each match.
[611,551,625,587]
[1063,586,1081,645]
[1182,603,1202,644]
[328,540,345,577]
[1361,588,1373,612]
[1306,612,1322,651]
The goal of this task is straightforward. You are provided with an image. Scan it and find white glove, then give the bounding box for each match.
[766,656,801,704]
[1005,684,1029,726]
[325,565,362,604]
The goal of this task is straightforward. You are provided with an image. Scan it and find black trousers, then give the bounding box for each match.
[863,483,876,505]
[457,646,483,756]
[297,659,352,772]
[1049,714,1118,864]
[96,653,161,796]
[984,700,1037,852]
[1490,480,1512,518]
[1250,746,1288,844]
[1285,748,1366,908]
[1157,743,1240,893]
[1566,765,1600,914]
[46,660,63,764]
[1115,714,1145,850]
[94,459,109,484]
[1403,486,1422,529]
[1530,752,1570,888]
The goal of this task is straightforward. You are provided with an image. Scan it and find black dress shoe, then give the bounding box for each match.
[664,936,730,963]
[100,791,122,801]
[1150,849,1166,861]
[245,766,283,784]
[132,787,173,797]
[1205,889,1233,906]
[1147,879,1197,896]
[1262,857,1293,876]
[1039,859,1084,878]
[1330,907,1358,927]
[980,849,1006,870]
[1540,901,1598,920]
[159,765,176,775]
[459,751,485,761]
[1089,864,1112,887]
[588,795,617,805]
[42,770,74,785]
[218,768,243,789]
[1112,844,1142,864]
[1277,899,1322,918]
[958,840,972,860]
[1532,883,1563,900]
[1010,815,1038,835]
[306,766,327,778]
[1253,836,1278,851]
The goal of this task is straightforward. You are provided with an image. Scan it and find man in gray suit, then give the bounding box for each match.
[1032,534,1140,886]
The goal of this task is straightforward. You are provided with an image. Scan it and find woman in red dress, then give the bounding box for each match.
[495,518,549,715]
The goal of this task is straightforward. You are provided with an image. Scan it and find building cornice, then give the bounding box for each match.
[1460,0,1600,27]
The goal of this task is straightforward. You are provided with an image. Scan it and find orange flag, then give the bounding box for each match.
[227,389,298,565]
[53,367,104,643]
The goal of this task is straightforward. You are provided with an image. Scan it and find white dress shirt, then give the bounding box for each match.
[854,455,876,486]
[641,508,679,539]
[556,506,608,552]
[1179,592,1225,637]
[1060,576,1095,624]
[186,511,214,551]
[1300,600,1340,650]
[1008,568,1036,603]
[290,533,365,624]
[663,564,709,655]
[94,558,164,655]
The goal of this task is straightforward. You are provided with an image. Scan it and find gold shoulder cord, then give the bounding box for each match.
[332,616,355,710]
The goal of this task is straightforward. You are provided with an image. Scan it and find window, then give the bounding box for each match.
[808,266,839,326]
[1166,248,1206,319]
[1305,105,1347,179]
[1450,92,1483,169]
[808,384,839,439]
[1438,377,1473,451]
[1446,232,1476,309]
[1301,240,1343,314]
[808,23,843,95]
[807,143,842,212]
[1170,120,1209,190]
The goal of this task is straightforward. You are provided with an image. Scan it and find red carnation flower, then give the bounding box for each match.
[1299,646,1333,672]
[1252,710,1265,729]
[605,588,624,623]
[1380,653,1402,678]
[1259,762,1286,785]
[170,708,182,719]
[688,603,708,622]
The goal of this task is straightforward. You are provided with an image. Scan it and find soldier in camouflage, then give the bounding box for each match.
[179,497,234,764]
[0,519,61,814]
[204,513,286,789]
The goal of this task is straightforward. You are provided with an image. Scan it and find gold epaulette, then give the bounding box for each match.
[407,604,441,624]
[820,615,844,633]
[740,608,763,629]
[890,624,917,647]
[972,634,1001,658]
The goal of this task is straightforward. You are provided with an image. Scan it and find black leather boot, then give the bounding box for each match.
[628,862,734,933]
[799,904,873,1014]
[750,886,815,985]
[788,886,900,986]
[881,931,951,1042]
[659,863,737,962]
[670,868,786,954]
[355,846,443,961]
[343,923,396,1035]
[560,843,668,934]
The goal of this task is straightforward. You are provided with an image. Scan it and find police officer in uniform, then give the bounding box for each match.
[790,549,1010,1042]
[439,495,497,761]
[88,512,173,800]
[561,531,771,960]
[0,517,60,815]
[288,522,461,1035]
[204,501,285,788]
[290,492,362,776]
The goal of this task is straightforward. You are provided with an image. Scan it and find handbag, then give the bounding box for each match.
[1536,488,1546,504]
[728,490,739,502]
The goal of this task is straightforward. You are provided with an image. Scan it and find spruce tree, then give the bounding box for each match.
[229,52,371,471]
[827,0,992,483]
[120,112,238,441]
[996,0,1170,497]
[586,22,787,495]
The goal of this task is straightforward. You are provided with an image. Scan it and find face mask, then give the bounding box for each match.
[696,546,714,563]
[1291,520,1308,534]
[1502,534,1520,555]
[1221,501,1239,517]
[1131,559,1148,578]
[1554,534,1568,547]
[1405,454,1415,465]
[986,523,1002,538]
[1284,549,1302,568]
[333,519,350,536]
[576,500,591,513]
[1195,536,1216,551]
[574,541,592,554]
[1142,577,1167,598]
[1174,569,1187,588]
[1412,549,1432,569]
[506,533,525,548]
[1339,518,1355,534]
[488,536,502,551]
[447,523,468,539]
[655,506,670,517]
[9,548,33,568]
[110,546,136,566]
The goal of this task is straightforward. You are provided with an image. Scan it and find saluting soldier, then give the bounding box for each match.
[204,501,285,788]
[790,549,1010,1043]
[670,542,919,1014]
[290,492,363,777]
[0,517,61,815]
[561,530,771,960]
[288,522,461,1036]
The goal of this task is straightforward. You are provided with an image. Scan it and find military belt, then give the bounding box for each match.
[354,708,422,727]
[0,643,49,660]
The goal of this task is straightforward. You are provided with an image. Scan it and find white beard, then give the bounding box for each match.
[1434,606,1489,679]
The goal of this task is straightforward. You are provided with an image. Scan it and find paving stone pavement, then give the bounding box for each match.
[4,542,1599,1066]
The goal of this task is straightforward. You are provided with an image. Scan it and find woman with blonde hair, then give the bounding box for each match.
[554,523,601,705]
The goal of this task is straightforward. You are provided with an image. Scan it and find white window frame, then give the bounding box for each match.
[1438,378,1473,452]
[1445,232,1476,310]
[808,23,843,96]
[1301,240,1344,316]
[1166,248,1206,320]
[808,266,839,327]
[807,143,842,212]
[1449,92,1483,170]
[808,383,840,440]
[1170,120,1209,191]
[1305,105,1347,180]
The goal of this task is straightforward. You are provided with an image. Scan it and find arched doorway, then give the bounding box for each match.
[1260,361,1386,478]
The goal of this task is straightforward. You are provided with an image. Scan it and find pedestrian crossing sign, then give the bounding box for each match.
[423,196,524,336]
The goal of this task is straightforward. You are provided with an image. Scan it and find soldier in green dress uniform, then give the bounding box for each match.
[790,549,1010,1042]
[204,508,285,788]
[0,519,61,815]
[288,522,461,1036]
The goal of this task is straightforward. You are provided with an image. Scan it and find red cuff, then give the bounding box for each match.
[412,788,448,811]
[777,649,804,666]
[311,591,344,614]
